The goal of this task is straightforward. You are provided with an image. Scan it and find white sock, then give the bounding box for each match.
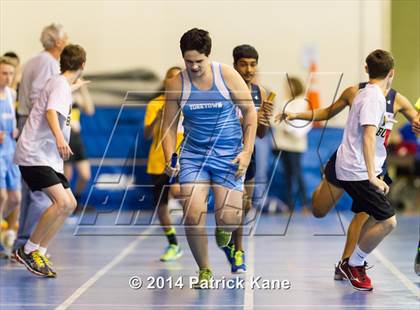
[349,245,368,267]
[4,229,17,247]
[38,246,47,256]
[24,240,39,255]
[6,229,16,239]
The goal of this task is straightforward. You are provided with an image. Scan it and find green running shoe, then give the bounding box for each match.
[160,244,183,262]
[193,268,213,289]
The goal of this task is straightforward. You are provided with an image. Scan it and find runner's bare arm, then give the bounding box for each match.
[222,65,257,156]
[395,93,417,122]
[275,86,357,123]
[162,76,182,164]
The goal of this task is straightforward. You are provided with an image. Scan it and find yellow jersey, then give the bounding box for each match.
[415,97,420,110]
[71,107,81,122]
[144,95,183,174]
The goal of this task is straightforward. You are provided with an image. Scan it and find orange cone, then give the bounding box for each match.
[307,62,322,127]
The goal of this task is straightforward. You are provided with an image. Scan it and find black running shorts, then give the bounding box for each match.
[66,131,87,163]
[324,151,342,188]
[151,174,171,207]
[19,166,70,192]
[340,179,395,221]
[245,151,256,181]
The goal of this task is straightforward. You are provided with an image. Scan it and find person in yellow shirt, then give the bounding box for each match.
[415,97,420,114]
[413,97,420,276]
[144,66,183,261]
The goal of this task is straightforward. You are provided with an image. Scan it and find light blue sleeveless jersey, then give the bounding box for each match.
[0,87,20,190]
[180,62,243,157]
[0,87,16,157]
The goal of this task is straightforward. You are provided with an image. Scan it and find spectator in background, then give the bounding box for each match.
[412,98,420,276]
[1,52,21,250]
[144,66,183,262]
[414,98,420,178]
[3,52,22,93]
[64,84,94,209]
[272,77,311,211]
[0,57,21,257]
[387,122,419,211]
[12,23,69,257]
[413,98,420,135]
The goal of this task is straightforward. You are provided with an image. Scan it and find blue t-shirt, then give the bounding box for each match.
[0,87,16,157]
[399,123,420,160]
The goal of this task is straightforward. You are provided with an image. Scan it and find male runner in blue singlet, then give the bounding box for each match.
[162,28,257,288]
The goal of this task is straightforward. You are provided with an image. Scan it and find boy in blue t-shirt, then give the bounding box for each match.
[0,57,21,256]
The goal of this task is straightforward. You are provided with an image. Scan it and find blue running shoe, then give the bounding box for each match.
[221,244,235,266]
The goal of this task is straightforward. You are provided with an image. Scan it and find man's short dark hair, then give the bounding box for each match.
[233,44,259,64]
[366,49,394,79]
[180,28,211,56]
[60,44,86,72]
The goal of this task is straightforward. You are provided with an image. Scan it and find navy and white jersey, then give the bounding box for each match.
[251,83,262,108]
[180,62,243,157]
[235,83,261,119]
[359,82,397,146]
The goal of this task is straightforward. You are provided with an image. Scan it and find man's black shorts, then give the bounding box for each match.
[325,151,393,215]
[324,151,342,188]
[324,151,393,190]
[19,166,70,192]
[245,151,256,181]
[340,179,395,221]
[151,174,171,207]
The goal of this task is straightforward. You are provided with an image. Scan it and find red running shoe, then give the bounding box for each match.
[339,258,373,291]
